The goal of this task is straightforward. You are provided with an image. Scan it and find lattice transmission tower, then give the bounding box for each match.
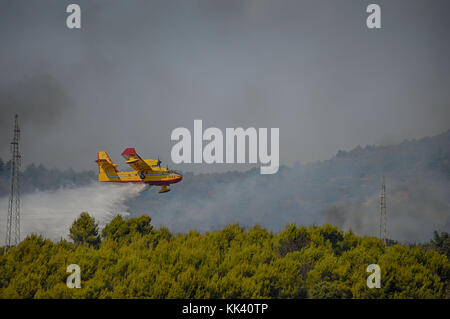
[380,176,387,244]
[6,114,21,247]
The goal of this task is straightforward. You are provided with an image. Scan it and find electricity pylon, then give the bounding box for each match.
[380,176,387,244]
[6,115,21,247]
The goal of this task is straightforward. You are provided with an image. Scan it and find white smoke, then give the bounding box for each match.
[0,182,148,243]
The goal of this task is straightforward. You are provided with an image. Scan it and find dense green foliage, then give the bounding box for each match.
[69,212,101,248]
[431,231,450,257]
[0,213,448,299]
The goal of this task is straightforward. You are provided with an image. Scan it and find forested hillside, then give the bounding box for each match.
[0,159,94,196]
[0,213,449,299]
[2,129,448,198]
[1,129,449,242]
[130,130,450,242]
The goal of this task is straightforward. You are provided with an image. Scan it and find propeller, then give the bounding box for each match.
[157,156,161,168]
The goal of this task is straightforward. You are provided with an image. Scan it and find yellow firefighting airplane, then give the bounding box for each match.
[96,148,182,193]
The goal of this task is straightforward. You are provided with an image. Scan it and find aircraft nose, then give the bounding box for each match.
[168,171,183,183]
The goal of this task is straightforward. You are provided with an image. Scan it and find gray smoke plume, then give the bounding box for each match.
[1,1,450,171]
[140,172,450,243]
[0,72,73,153]
[130,131,450,243]
[324,177,450,243]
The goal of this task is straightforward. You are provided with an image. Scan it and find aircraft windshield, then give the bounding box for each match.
[168,170,182,176]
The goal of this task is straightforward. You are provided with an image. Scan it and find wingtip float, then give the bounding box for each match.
[96,148,182,193]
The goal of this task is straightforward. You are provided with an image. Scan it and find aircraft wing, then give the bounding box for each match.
[121,148,154,172]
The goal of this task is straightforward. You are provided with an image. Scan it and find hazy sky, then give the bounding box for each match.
[1,0,449,173]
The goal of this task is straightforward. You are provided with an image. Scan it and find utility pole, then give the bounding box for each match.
[6,114,21,247]
[380,176,387,244]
